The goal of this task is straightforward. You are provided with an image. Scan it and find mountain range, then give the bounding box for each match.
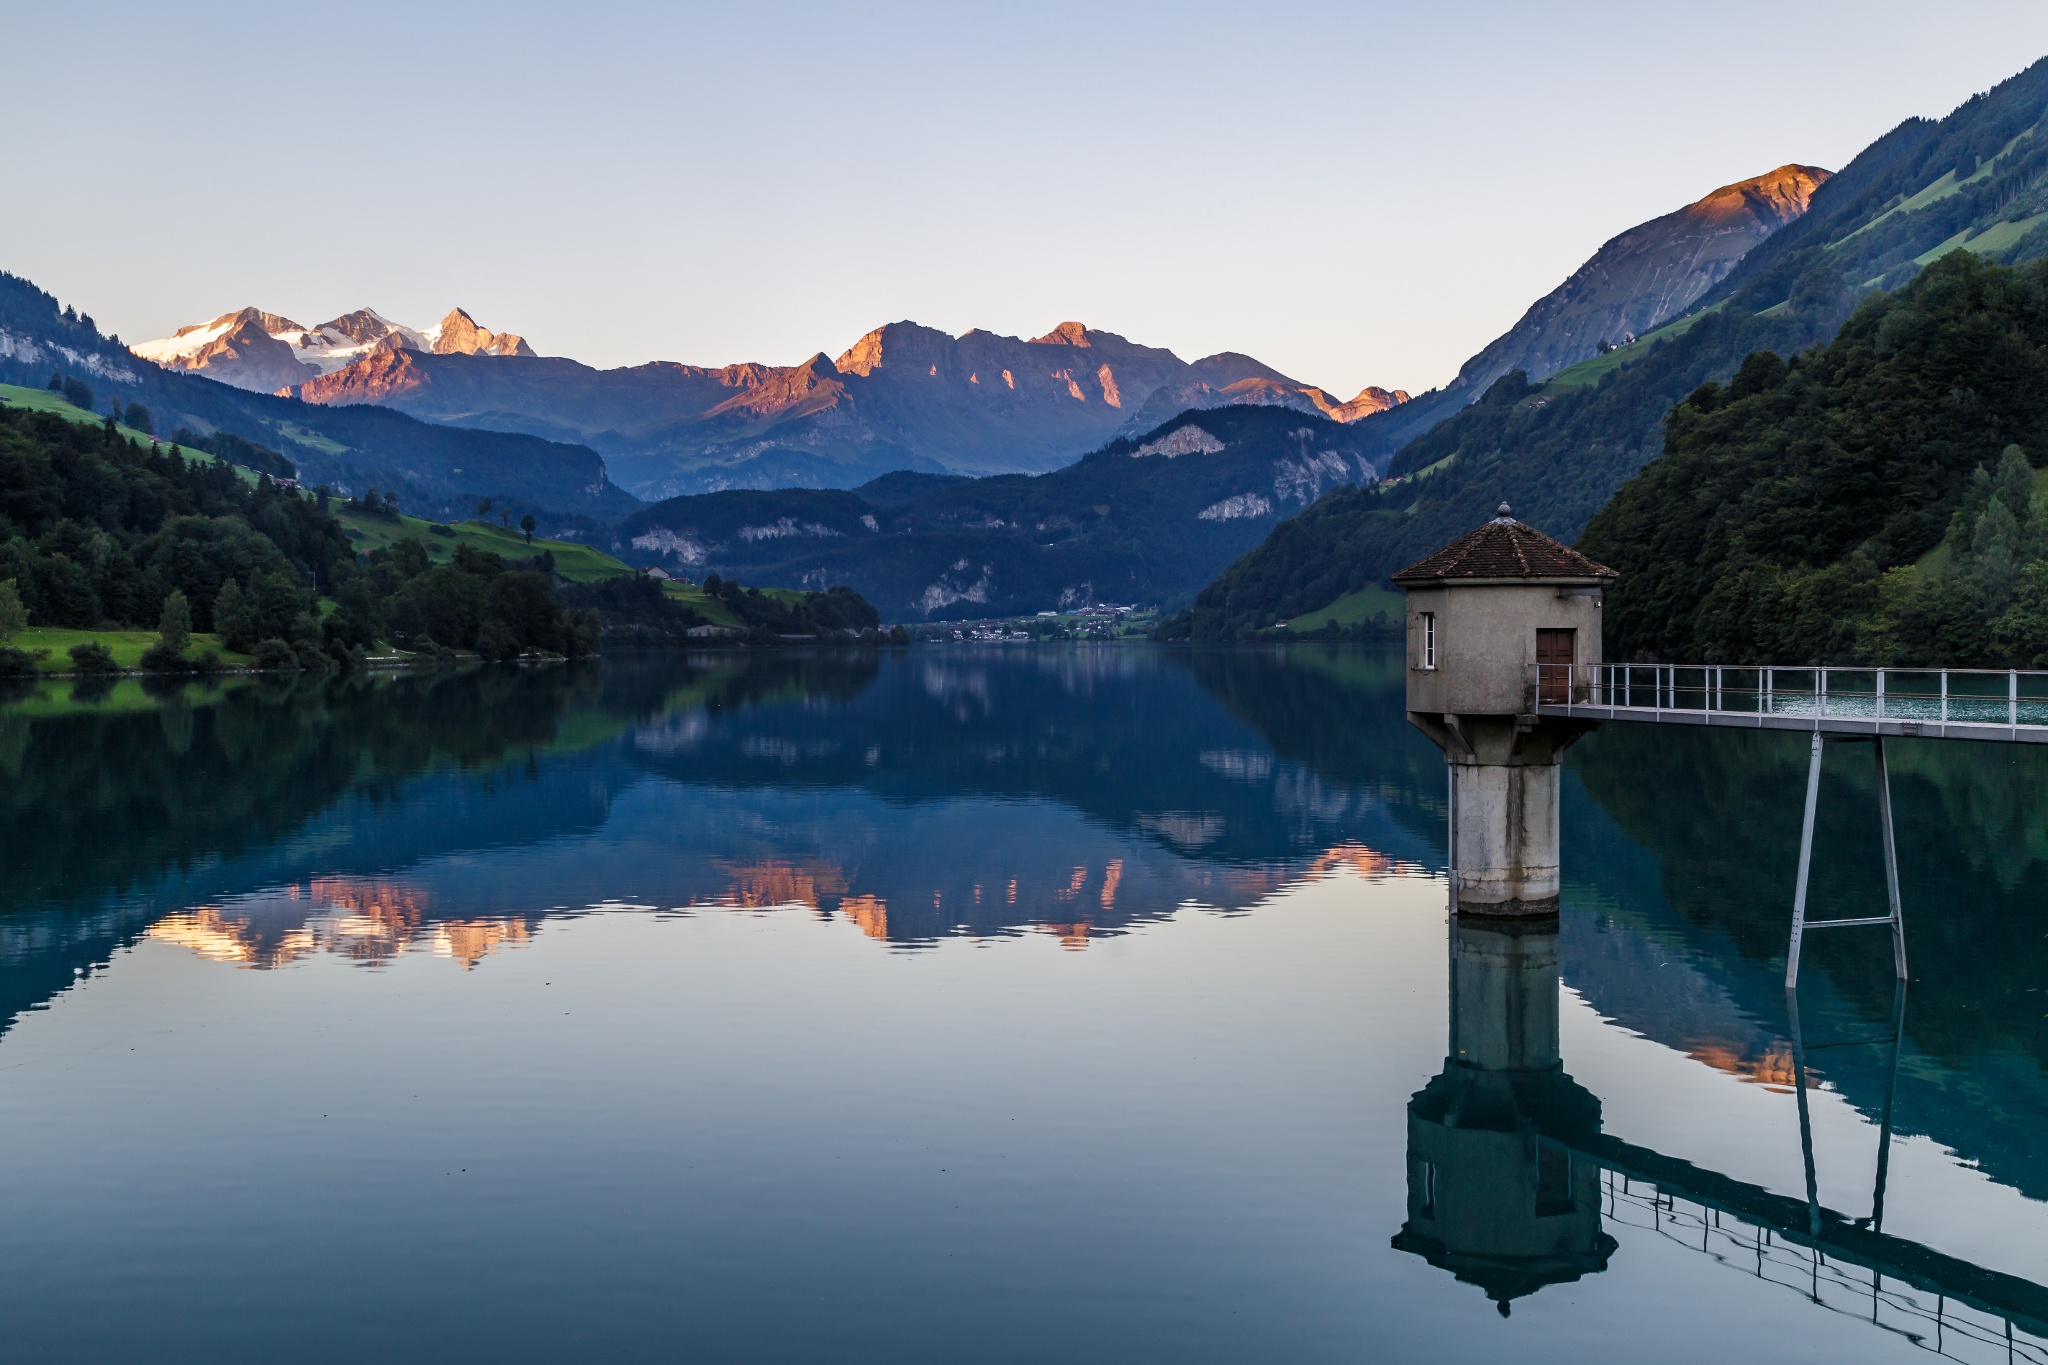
[133,313,1409,498]
[8,85,1900,625]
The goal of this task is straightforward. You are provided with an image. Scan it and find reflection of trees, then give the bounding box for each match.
[0,665,614,916]
[1565,722,2048,1199]
[1570,725,2048,1065]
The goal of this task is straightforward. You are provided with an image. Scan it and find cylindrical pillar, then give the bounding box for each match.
[1448,756,1562,916]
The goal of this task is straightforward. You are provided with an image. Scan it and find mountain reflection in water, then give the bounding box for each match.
[1,645,2045,1362]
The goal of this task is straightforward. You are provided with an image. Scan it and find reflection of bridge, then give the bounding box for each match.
[1394,918,2048,1359]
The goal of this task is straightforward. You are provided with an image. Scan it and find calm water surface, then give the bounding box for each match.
[1,647,2044,1362]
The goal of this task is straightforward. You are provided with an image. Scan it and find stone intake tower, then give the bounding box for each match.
[1391,505,1616,916]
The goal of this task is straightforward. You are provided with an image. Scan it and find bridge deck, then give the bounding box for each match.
[1532,664,2048,743]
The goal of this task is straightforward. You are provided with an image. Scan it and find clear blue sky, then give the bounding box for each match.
[11,1,2048,394]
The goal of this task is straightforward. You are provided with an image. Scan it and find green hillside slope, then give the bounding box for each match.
[1579,252,2048,666]
[1171,54,2048,639]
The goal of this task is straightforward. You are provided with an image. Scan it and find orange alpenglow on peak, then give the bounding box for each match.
[1032,321,1093,347]
[434,307,536,358]
[1689,164,1831,227]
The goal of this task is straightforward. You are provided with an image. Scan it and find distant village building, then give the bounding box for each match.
[643,566,672,580]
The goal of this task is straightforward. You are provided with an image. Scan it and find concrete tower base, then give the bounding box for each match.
[1412,715,1594,918]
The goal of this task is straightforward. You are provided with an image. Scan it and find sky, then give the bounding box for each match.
[10,1,2048,395]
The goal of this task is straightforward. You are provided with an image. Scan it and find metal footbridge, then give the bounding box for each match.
[1532,663,2048,743]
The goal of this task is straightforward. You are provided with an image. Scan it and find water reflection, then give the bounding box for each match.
[1399,910,2048,1355]
[145,879,536,970]
[3,644,2048,1360]
[1394,917,1614,1310]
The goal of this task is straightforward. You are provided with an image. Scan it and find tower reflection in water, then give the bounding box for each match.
[1392,914,1613,1314]
[1392,905,2048,1356]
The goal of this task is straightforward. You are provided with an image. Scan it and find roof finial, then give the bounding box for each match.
[1494,501,1513,523]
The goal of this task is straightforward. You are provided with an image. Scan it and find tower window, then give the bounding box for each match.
[1420,612,1437,670]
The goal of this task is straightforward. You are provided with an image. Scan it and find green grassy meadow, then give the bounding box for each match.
[332,509,756,627]
[334,510,636,582]
[0,383,180,450]
[10,627,252,674]
[1286,585,1404,632]
[1544,306,1719,391]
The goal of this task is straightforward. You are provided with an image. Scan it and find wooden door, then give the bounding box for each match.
[1536,629,1575,703]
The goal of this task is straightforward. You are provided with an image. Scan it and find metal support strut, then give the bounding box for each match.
[1785,733,1909,988]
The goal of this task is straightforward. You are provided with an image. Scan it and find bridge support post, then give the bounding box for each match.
[1784,734,1908,988]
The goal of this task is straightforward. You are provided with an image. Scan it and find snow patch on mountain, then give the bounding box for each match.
[134,306,534,391]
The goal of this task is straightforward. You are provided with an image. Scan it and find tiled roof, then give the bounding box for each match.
[1391,506,1617,584]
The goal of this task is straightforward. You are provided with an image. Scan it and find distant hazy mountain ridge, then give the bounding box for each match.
[134,308,1406,498]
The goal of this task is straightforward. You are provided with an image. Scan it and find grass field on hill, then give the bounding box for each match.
[331,508,757,628]
[0,383,186,450]
[1286,585,1404,632]
[333,510,637,582]
[1544,306,1720,391]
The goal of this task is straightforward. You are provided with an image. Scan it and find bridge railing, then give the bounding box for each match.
[1530,663,2048,729]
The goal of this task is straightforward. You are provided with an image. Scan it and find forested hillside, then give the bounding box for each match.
[1580,252,2048,665]
[0,405,597,667]
[1172,55,2048,638]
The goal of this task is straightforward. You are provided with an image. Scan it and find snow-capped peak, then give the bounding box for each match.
[132,306,535,389]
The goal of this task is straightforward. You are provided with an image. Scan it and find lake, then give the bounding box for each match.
[1,646,2044,1363]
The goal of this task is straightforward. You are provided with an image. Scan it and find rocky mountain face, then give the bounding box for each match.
[132,306,536,393]
[1456,164,1829,390]
[1355,163,1829,452]
[185,317,1406,499]
[608,404,1382,618]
